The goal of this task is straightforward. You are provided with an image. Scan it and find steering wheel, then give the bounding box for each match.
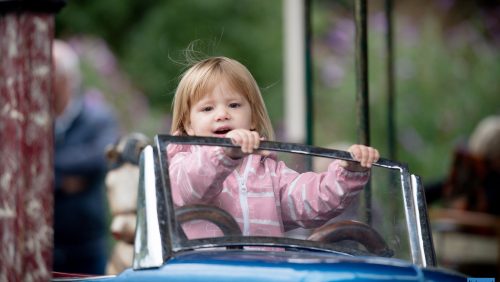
[175,204,242,240]
[307,220,393,257]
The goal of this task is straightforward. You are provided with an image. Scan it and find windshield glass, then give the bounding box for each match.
[158,136,412,261]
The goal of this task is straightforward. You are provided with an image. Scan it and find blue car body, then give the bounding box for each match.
[103,250,463,282]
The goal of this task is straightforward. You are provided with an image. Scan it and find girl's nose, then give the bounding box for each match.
[215,107,230,121]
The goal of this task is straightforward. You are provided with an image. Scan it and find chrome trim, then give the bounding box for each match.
[52,275,116,281]
[399,167,423,266]
[411,174,426,266]
[133,145,163,269]
[411,174,437,267]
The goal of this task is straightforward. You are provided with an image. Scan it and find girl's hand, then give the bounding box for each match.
[224,129,261,159]
[340,144,380,171]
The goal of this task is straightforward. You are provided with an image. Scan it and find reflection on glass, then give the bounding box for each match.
[166,143,410,260]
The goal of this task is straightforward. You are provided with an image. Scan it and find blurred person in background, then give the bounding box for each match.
[52,39,120,274]
[442,115,500,215]
[425,114,500,215]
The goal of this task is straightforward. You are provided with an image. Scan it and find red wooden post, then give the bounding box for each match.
[0,1,64,281]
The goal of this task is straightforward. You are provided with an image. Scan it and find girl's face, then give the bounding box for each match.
[186,81,254,137]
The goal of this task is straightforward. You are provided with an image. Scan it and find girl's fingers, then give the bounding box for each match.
[242,131,253,153]
[371,148,380,164]
[349,145,379,168]
[227,129,261,154]
[249,131,261,152]
[237,131,250,153]
[236,131,247,152]
[366,147,379,167]
[228,131,243,147]
[251,131,260,149]
[349,145,361,162]
[357,145,366,166]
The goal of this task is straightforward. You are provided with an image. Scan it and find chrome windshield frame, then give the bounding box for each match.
[132,134,436,269]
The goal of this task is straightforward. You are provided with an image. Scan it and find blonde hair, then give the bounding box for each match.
[171,56,275,140]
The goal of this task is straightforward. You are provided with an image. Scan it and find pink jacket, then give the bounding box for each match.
[168,144,369,239]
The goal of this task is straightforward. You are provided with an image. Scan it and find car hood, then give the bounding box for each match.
[112,249,465,282]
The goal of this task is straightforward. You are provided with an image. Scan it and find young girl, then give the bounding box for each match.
[168,56,379,239]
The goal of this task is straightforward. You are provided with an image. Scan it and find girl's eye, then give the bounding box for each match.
[201,106,213,112]
[229,103,241,108]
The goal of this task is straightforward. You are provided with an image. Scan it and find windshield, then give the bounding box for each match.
[150,136,417,262]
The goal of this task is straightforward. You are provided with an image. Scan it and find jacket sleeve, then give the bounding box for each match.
[168,145,241,206]
[277,160,369,229]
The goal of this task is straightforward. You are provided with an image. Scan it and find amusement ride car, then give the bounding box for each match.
[52,135,466,281]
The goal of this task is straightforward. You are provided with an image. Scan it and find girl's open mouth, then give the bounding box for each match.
[214,128,231,135]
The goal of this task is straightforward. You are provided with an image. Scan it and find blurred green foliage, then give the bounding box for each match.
[56,0,283,121]
[311,3,499,180]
